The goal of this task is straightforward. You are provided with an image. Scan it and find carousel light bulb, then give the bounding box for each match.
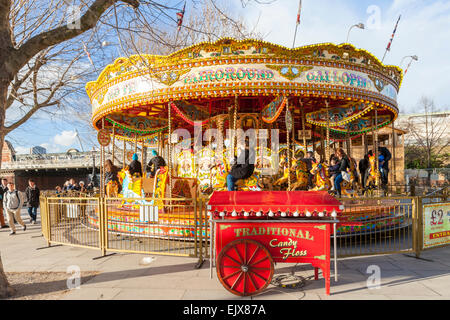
[244,211,249,217]
[281,212,287,217]
[256,211,262,217]
[231,210,237,217]
[293,211,299,217]
[219,212,225,217]
[306,210,311,217]
[268,210,274,217]
[318,212,324,217]
[331,209,337,218]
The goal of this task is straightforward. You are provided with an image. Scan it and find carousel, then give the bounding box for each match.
[85,38,404,240]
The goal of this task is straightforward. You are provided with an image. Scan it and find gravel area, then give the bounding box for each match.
[4,272,99,300]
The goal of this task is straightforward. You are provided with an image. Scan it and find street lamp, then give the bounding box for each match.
[400,55,418,66]
[346,23,365,43]
[400,55,419,75]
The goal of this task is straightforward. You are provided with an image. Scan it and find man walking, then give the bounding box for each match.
[25,179,40,224]
[3,182,26,235]
[0,178,9,228]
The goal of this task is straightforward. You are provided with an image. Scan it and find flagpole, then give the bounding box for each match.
[292,24,299,49]
[292,0,302,48]
[381,15,401,64]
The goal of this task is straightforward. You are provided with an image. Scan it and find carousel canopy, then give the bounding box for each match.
[86,38,402,143]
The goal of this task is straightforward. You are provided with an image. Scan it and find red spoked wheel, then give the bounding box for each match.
[216,239,274,296]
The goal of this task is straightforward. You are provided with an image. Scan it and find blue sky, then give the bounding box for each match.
[7,0,450,154]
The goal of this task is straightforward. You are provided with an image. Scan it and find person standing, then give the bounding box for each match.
[3,182,26,235]
[25,179,40,224]
[0,178,9,228]
[378,146,392,186]
[359,154,369,189]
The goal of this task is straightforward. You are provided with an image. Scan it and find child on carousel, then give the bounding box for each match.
[328,154,340,192]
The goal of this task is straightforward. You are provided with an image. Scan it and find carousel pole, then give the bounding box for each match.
[168,102,173,200]
[122,139,126,168]
[134,135,137,154]
[100,118,105,197]
[287,99,291,190]
[325,100,331,163]
[374,107,380,188]
[300,99,307,153]
[141,140,145,177]
[112,123,116,165]
[392,121,397,186]
[233,95,238,157]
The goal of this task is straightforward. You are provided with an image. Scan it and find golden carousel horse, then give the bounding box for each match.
[310,161,332,191]
[340,158,359,198]
[289,157,309,191]
[273,154,290,187]
[364,153,380,195]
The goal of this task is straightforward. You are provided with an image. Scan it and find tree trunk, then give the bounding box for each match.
[0,75,14,298]
[0,254,15,298]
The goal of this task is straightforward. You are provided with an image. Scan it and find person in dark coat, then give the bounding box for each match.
[0,178,9,228]
[146,150,166,177]
[227,147,255,191]
[328,155,340,191]
[128,153,142,177]
[359,154,369,189]
[25,179,40,224]
[334,148,350,197]
[378,146,392,185]
[304,151,316,189]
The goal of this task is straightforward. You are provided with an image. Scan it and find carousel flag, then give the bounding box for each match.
[386,15,401,52]
[296,0,302,25]
[176,2,186,31]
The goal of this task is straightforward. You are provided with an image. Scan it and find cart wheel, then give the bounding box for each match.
[217,239,274,296]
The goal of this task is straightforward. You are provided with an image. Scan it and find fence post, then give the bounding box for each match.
[98,196,106,256]
[45,197,51,246]
[412,196,423,258]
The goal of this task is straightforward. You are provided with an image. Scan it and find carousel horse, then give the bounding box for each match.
[310,161,332,191]
[364,153,380,194]
[273,154,290,187]
[339,158,359,198]
[289,157,309,191]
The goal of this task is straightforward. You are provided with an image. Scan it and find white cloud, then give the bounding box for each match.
[14,146,29,154]
[53,130,78,147]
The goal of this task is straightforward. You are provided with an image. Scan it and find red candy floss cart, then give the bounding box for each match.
[208,191,344,296]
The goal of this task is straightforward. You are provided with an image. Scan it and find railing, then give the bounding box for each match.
[40,194,449,261]
[40,196,209,260]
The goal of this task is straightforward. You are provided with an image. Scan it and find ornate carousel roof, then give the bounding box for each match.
[87,38,403,142]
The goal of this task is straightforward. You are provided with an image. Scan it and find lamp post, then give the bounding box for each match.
[400,55,418,75]
[346,23,365,43]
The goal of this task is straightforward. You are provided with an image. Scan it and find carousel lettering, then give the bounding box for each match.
[305,69,369,88]
[233,227,314,241]
[184,67,274,84]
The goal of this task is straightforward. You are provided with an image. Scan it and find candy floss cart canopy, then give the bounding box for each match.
[86,38,402,143]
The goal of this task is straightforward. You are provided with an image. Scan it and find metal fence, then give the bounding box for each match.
[40,196,209,260]
[40,194,448,261]
[334,197,415,257]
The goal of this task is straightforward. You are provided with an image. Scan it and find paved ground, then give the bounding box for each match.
[1,208,450,300]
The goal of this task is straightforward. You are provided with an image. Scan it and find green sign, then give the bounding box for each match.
[423,202,450,249]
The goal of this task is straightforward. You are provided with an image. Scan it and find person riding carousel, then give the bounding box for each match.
[226,143,255,191]
[146,150,166,178]
[333,148,351,198]
[128,153,142,177]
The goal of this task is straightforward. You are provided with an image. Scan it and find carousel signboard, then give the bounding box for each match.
[423,202,450,249]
